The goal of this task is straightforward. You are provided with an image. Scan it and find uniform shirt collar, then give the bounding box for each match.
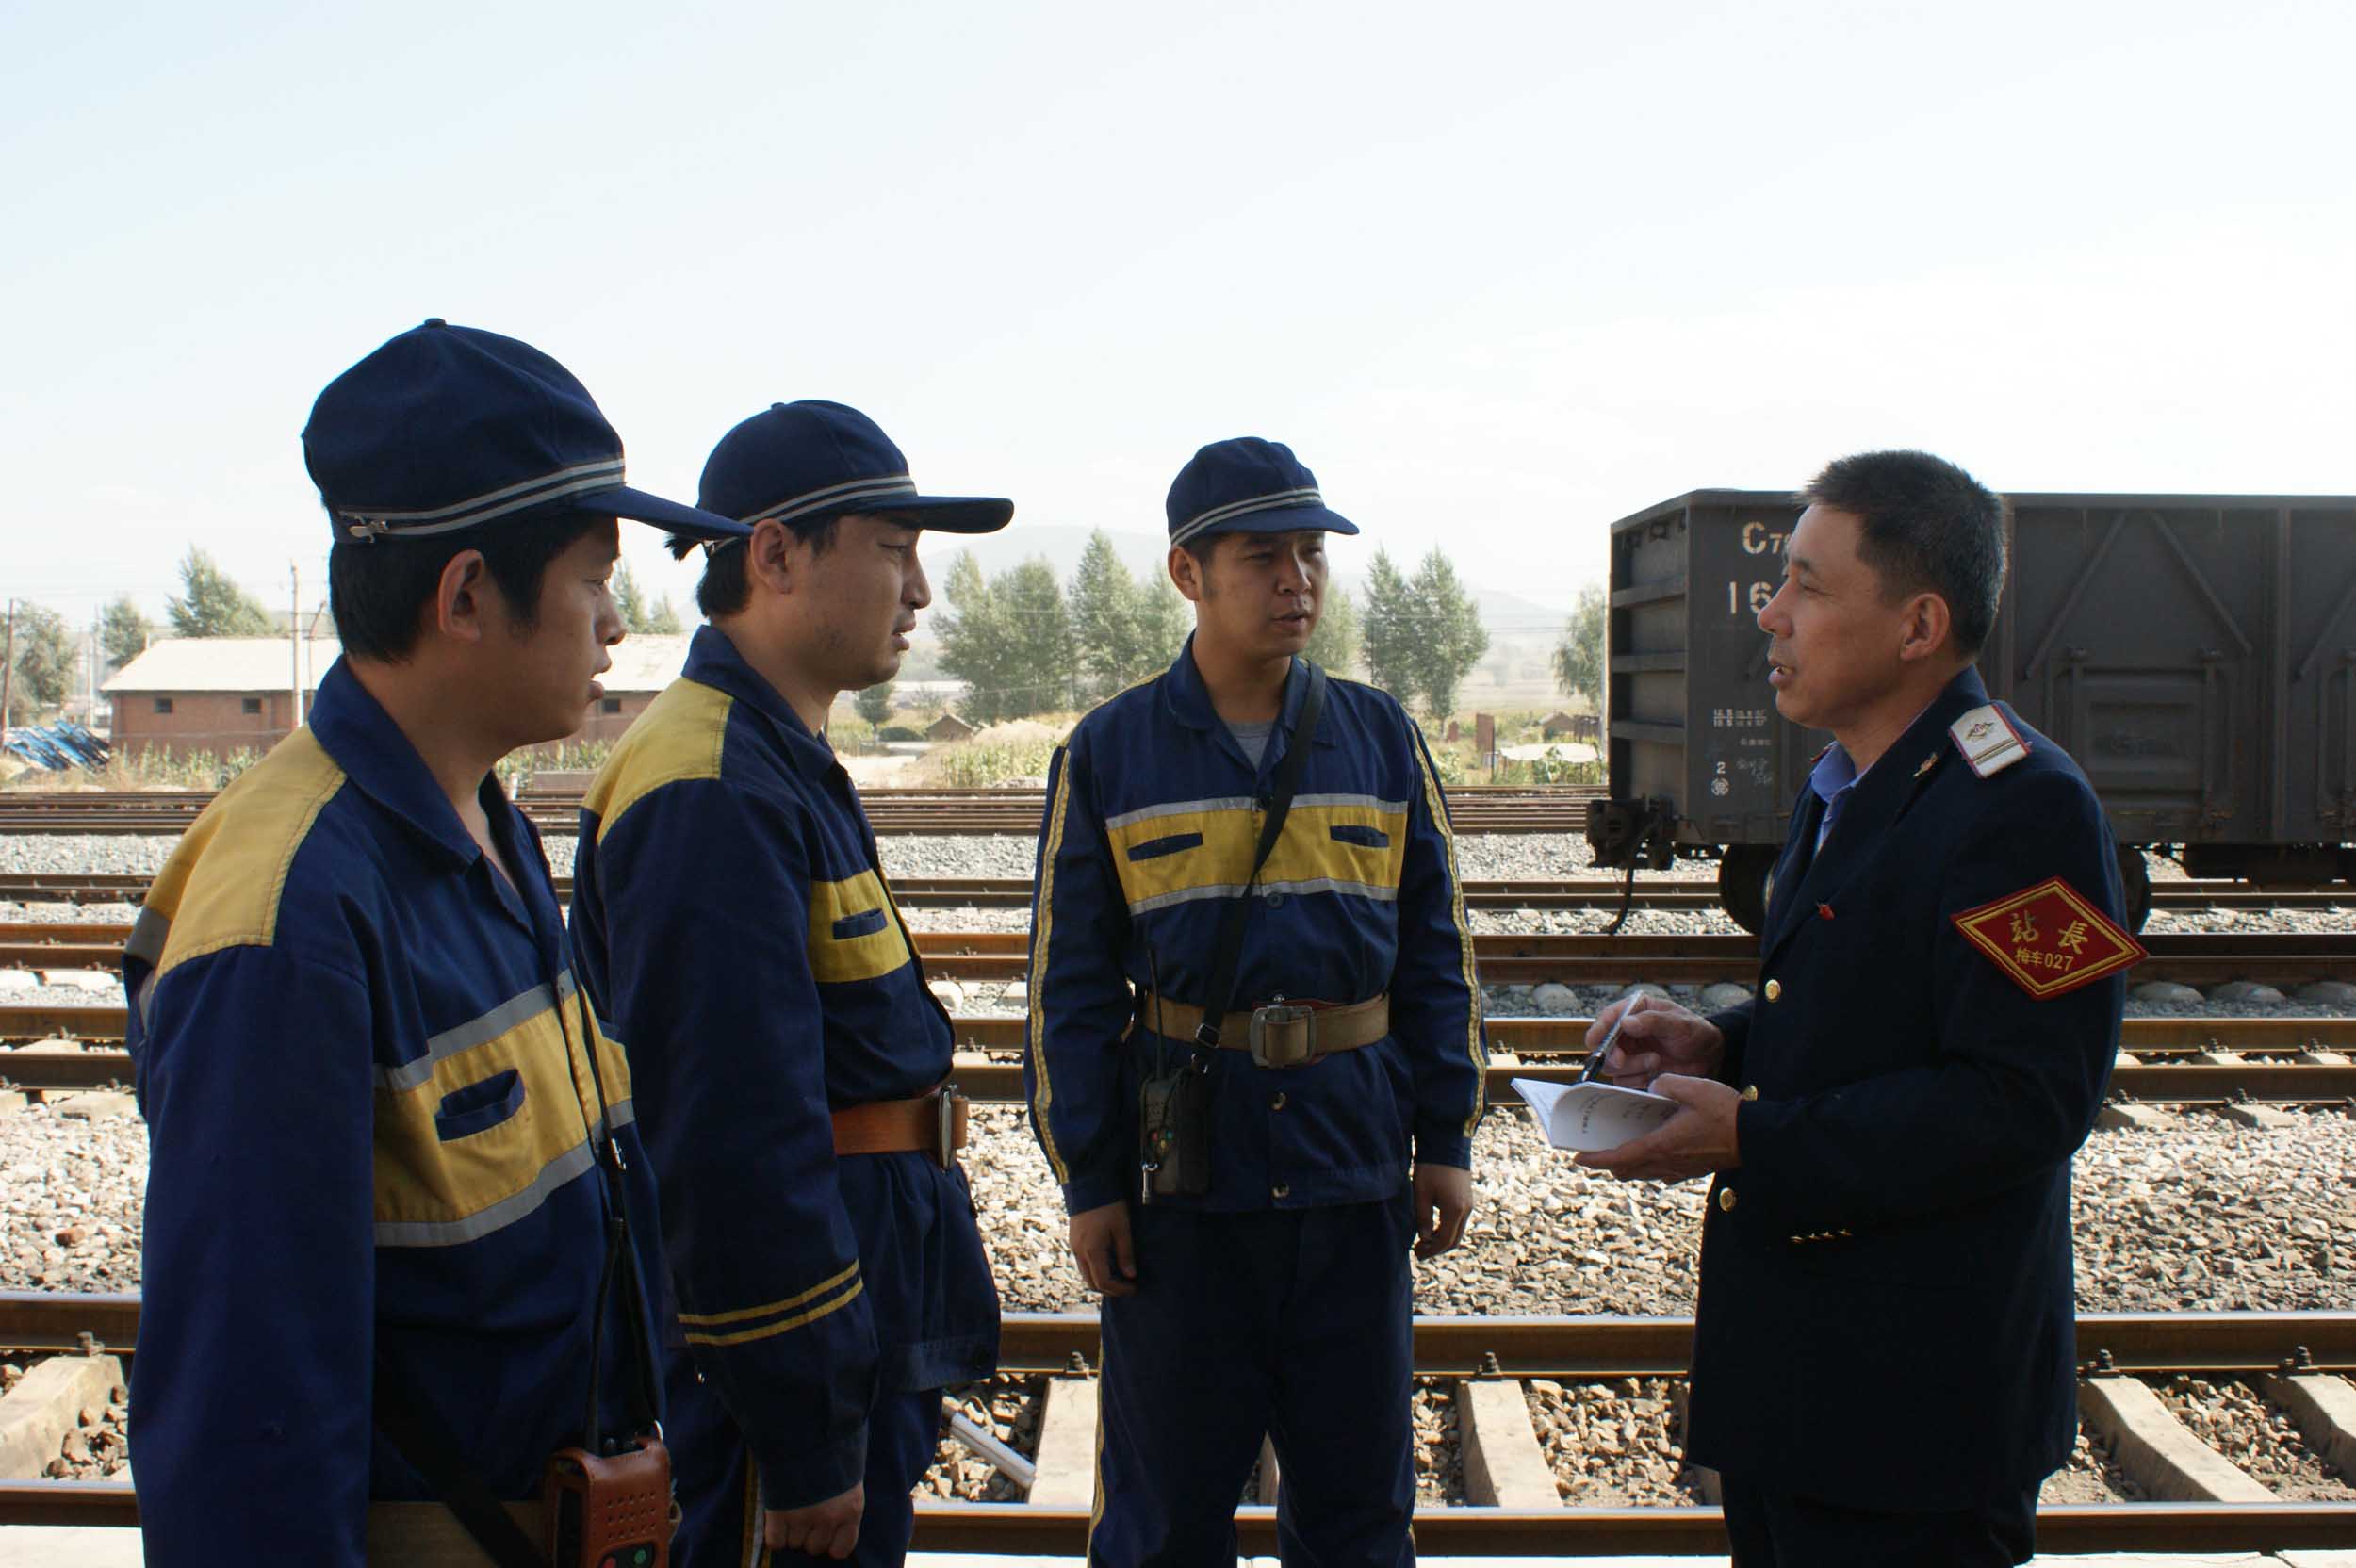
[1158,634,1333,745]
[681,623,837,778]
[305,658,522,870]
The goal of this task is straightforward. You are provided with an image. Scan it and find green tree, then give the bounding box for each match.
[1135,573,1190,672]
[1409,547,1489,717]
[98,596,154,672]
[5,603,77,716]
[856,681,894,727]
[644,595,685,635]
[1551,581,1608,704]
[996,558,1076,716]
[1067,531,1145,702]
[1303,581,1362,676]
[936,550,1020,723]
[1357,548,1418,703]
[167,548,275,637]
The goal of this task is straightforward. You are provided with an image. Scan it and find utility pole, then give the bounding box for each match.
[1,598,16,735]
[289,563,303,730]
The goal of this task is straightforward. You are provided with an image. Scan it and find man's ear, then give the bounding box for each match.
[744,519,801,598]
[1895,591,1953,664]
[433,549,493,645]
[1168,545,1203,605]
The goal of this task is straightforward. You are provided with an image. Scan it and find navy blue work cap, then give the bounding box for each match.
[1166,437,1358,549]
[693,400,1013,553]
[303,319,750,547]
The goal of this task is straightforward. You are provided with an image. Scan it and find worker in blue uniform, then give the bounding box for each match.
[570,400,1009,1567]
[1026,436,1486,1567]
[1582,450,2143,1567]
[123,319,751,1565]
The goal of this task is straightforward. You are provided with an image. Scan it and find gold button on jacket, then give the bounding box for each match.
[1763,979,1782,1002]
[1717,1186,1738,1212]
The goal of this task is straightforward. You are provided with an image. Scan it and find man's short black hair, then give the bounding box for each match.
[1800,450,2007,657]
[676,513,839,619]
[329,509,605,662]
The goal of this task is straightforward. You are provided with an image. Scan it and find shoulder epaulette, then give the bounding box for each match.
[1950,704,2030,778]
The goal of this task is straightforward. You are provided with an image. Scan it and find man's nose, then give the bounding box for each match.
[907,551,932,611]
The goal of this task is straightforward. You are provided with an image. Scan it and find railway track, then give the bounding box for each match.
[7,869,2350,915]
[5,1017,2352,1102]
[3,1297,2350,1551]
[0,785,1606,837]
[4,923,2350,988]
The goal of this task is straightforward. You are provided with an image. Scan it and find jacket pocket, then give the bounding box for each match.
[831,906,890,940]
[1328,824,1391,849]
[434,1069,525,1142]
[1126,832,1203,861]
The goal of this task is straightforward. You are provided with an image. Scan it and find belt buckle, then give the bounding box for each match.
[935,1083,957,1169]
[1248,1004,1317,1070]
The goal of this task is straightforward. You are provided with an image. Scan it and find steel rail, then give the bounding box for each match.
[6,924,2351,988]
[2,1486,2352,1553]
[6,1294,2348,1374]
[7,869,2349,914]
[9,1045,2355,1104]
[4,1008,2350,1054]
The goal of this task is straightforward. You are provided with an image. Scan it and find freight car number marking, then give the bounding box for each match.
[1727,580,1774,614]
[1740,522,1789,555]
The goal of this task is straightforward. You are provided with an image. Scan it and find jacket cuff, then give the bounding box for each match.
[1412,1126,1473,1169]
[1060,1170,1128,1217]
[757,1422,868,1511]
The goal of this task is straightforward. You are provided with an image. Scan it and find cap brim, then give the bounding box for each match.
[868,494,1014,534]
[587,483,752,544]
[1181,502,1359,540]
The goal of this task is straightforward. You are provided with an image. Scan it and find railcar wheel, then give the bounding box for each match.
[1718,846,1776,937]
[2117,845,2151,932]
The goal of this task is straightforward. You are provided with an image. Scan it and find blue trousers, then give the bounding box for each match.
[1089,1197,1415,1568]
[1719,1474,2038,1567]
[663,1347,941,1568]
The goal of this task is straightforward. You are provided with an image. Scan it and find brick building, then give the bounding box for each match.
[104,634,695,761]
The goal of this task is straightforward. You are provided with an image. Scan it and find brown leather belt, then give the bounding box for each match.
[367,1501,539,1564]
[1135,991,1391,1070]
[831,1084,970,1166]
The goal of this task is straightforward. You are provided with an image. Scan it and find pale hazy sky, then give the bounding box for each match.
[4,0,2350,637]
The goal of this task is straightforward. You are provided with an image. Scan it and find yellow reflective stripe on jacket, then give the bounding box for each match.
[808,870,915,983]
[1028,752,1076,1184]
[1107,799,1410,916]
[372,984,635,1249]
[680,1266,866,1348]
[1414,741,1485,1134]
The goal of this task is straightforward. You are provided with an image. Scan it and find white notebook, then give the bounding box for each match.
[1511,1076,1682,1152]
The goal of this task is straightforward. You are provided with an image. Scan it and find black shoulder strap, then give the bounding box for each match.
[372,1355,550,1568]
[1193,662,1327,1047]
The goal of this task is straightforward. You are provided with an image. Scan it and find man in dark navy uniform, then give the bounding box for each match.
[1581,450,2141,1566]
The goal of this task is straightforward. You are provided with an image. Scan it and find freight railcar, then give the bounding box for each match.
[1584,491,2356,933]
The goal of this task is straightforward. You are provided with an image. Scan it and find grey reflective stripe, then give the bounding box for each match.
[744,475,919,527]
[1104,796,1254,832]
[337,457,623,534]
[1125,878,1397,917]
[1257,876,1398,902]
[1127,883,1250,915]
[373,1137,597,1249]
[379,974,576,1095]
[1170,487,1322,547]
[124,906,171,970]
[1290,792,1408,814]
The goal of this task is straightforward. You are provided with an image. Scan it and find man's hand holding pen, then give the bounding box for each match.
[1574,993,1743,1183]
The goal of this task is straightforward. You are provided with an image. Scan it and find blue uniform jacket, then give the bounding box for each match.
[1026,643,1487,1216]
[1688,666,2131,1509]
[570,625,999,1511]
[123,660,660,1566]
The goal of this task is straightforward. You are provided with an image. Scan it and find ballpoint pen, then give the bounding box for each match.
[1580,1001,1635,1084]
